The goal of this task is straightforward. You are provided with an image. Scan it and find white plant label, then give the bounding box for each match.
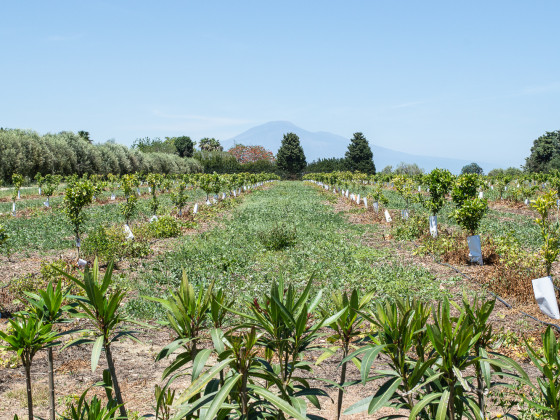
[12,202,16,215]
[123,224,134,240]
[429,215,438,238]
[532,276,560,319]
[76,238,81,248]
[38,187,42,195]
[478,191,483,199]
[137,188,141,195]
[206,199,211,206]
[44,198,50,207]
[193,203,198,214]
[491,186,494,190]
[363,197,368,208]
[233,190,237,197]
[77,259,87,268]
[384,209,392,222]
[525,199,529,205]
[148,187,152,193]
[418,186,421,192]
[111,194,116,200]
[467,235,483,265]
[401,209,409,220]
[373,201,379,213]
[149,215,158,223]
[17,191,20,199]
[345,190,349,198]
[222,193,226,200]
[356,194,361,205]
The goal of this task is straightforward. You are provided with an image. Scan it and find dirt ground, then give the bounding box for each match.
[0,186,554,419]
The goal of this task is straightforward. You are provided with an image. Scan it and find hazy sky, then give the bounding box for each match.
[1,1,559,168]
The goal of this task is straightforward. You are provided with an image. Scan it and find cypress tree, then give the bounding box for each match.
[345,132,376,174]
[277,132,307,178]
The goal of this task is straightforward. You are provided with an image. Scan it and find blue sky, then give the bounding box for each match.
[1,1,559,168]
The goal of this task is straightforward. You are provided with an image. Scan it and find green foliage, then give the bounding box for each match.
[120,174,138,225]
[144,215,181,238]
[198,137,223,151]
[62,178,95,251]
[319,289,374,420]
[56,259,144,419]
[392,174,416,208]
[306,157,347,173]
[276,132,307,177]
[452,198,488,235]
[392,213,428,240]
[461,162,484,175]
[422,168,454,215]
[12,173,24,202]
[525,130,560,173]
[345,132,376,174]
[393,162,425,176]
[487,167,523,177]
[132,137,176,154]
[257,222,297,250]
[0,129,199,183]
[146,173,162,215]
[171,136,194,158]
[81,224,150,263]
[452,173,483,207]
[0,313,58,420]
[170,180,189,215]
[530,190,560,276]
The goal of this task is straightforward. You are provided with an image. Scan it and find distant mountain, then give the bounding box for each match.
[224,121,497,174]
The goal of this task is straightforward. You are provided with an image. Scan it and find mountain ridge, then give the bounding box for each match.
[224,121,498,174]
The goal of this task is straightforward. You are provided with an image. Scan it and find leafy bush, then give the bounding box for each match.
[142,216,181,239]
[258,223,297,251]
[452,197,488,235]
[391,213,428,240]
[81,225,150,263]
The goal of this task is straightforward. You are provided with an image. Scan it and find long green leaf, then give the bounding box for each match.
[367,377,403,414]
[204,373,241,420]
[249,385,307,420]
[91,335,104,372]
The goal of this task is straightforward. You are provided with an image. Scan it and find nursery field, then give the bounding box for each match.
[1,179,559,419]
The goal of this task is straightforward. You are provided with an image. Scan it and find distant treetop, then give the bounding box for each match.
[461,162,484,175]
[228,144,275,164]
[199,137,223,152]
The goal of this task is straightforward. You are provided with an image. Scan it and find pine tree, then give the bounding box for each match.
[345,132,376,174]
[276,132,307,178]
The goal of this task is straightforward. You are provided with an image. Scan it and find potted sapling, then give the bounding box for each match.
[42,174,61,208]
[367,182,389,220]
[418,168,454,237]
[146,172,162,218]
[11,173,24,216]
[107,173,118,200]
[62,178,95,259]
[170,179,188,216]
[120,174,138,239]
[34,173,44,196]
[393,175,415,220]
[452,197,488,265]
[530,190,560,319]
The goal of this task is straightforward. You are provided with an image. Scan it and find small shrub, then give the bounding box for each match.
[258,223,297,251]
[82,225,150,263]
[391,213,427,241]
[144,215,181,239]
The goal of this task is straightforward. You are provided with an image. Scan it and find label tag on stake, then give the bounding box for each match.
[384,209,392,222]
[467,235,483,265]
[532,276,560,319]
[429,215,438,238]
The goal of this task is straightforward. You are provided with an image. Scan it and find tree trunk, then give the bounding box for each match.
[336,344,348,420]
[105,342,127,419]
[48,347,56,420]
[24,359,33,420]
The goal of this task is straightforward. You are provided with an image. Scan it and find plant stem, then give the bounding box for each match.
[23,356,33,420]
[105,341,127,419]
[336,342,349,420]
[47,347,56,420]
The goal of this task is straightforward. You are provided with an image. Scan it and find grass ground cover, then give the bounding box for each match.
[127,181,449,319]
